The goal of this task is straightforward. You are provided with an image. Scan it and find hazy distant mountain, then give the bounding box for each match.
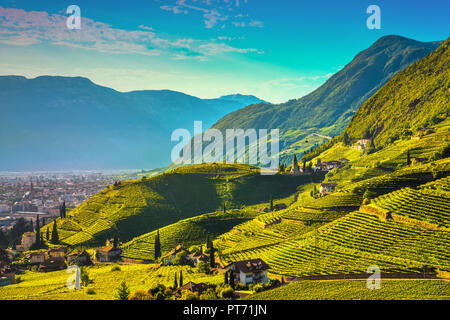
[0,76,264,171]
[209,35,441,163]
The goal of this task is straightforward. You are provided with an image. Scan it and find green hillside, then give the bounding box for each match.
[305,38,449,161]
[247,279,450,300]
[208,36,441,163]
[43,163,314,247]
[217,161,450,277]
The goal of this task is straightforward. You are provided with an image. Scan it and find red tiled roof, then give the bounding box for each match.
[228,259,270,273]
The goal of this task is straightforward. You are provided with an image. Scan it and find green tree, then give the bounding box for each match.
[0,248,9,262]
[173,250,189,265]
[46,227,50,241]
[173,272,178,289]
[224,271,229,285]
[154,230,161,260]
[407,149,411,166]
[342,132,350,146]
[35,214,41,248]
[0,229,8,249]
[269,194,273,212]
[197,261,210,274]
[50,220,59,244]
[179,270,183,287]
[209,245,215,269]
[60,201,66,219]
[80,267,90,287]
[114,281,130,300]
[229,270,235,289]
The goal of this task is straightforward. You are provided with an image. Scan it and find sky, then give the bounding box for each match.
[0,0,448,103]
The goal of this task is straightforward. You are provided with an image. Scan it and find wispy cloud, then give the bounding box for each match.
[0,6,261,60]
[158,0,262,29]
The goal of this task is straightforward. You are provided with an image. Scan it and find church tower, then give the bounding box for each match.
[290,155,301,175]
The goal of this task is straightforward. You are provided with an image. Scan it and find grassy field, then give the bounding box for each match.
[0,264,222,300]
[42,163,313,248]
[247,279,450,300]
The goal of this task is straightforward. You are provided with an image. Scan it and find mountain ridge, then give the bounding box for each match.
[0,75,265,171]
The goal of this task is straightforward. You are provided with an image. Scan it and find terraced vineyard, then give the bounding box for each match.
[121,209,254,260]
[247,279,450,300]
[0,264,222,300]
[371,179,450,227]
[43,163,309,247]
[217,165,450,278]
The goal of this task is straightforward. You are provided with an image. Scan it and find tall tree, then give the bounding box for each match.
[206,235,211,250]
[35,215,41,248]
[51,220,59,244]
[179,270,183,287]
[223,203,226,214]
[154,230,161,260]
[229,270,235,289]
[269,194,273,212]
[60,201,66,219]
[224,271,229,285]
[0,248,8,262]
[342,132,350,146]
[0,229,8,249]
[173,272,178,289]
[46,227,50,241]
[209,245,215,269]
[407,149,411,166]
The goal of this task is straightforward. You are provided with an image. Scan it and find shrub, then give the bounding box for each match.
[85,288,96,295]
[220,287,235,299]
[200,288,218,300]
[114,281,130,300]
[253,283,264,293]
[180,290,199,300]
[80,267,90,287]
[197,261,210,274]
[129,290,152,300]
[110,266,121,272]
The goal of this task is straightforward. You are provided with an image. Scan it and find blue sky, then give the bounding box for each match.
[0,0,448,102]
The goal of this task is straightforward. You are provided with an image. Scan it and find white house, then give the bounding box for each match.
[227,258,270,286]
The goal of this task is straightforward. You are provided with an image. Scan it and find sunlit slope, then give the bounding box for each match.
[247,279,450,300]
[44,164,312,247]
[216,160,450,277]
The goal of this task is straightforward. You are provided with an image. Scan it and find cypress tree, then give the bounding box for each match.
[179,270,183,287]
[154,230,161,260]
[209,245,215,269]
[60,201,66,219]
[173,272,178,289]
[229,270,235,289]
[46,227,50,241]
[223,203,226,214]
[0,229,8,249]
[35,215,40,248]
[51,220,59,244]
[224,271,229,285]
[407,149,411,166]
[206,235,211,250]
[269,194,273,212]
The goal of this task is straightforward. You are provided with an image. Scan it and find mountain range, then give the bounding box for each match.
[209,35,442,164]
[0,76,264,171]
